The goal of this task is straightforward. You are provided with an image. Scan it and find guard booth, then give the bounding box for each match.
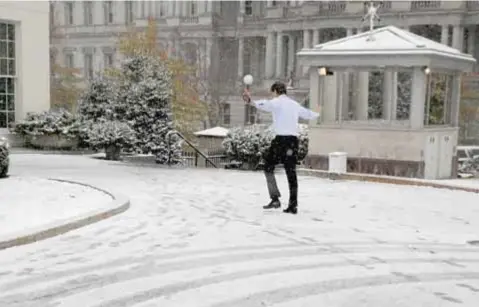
[297,26,476,179]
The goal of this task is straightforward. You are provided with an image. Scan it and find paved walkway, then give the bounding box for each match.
[0,154,478,307]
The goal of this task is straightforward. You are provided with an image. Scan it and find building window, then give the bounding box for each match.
[125,1,134,24]
[84,54,94,79]
[84,1,93,25]
[65,1,74,25]
[158,2,166,17]
[0,22,15,128]
[104,53,113,68]
[188,1,197,16]
[223,104,231,125]
[271,1,278,7]
[64,53,74,69]
[104,1,114,24]
[244,105,256,125]
[245,1,253,15]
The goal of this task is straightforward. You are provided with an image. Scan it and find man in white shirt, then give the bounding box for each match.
[243,82,320,214]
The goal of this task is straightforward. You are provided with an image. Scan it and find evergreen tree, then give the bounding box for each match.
[77,75,119,123]
[118,55,182,163]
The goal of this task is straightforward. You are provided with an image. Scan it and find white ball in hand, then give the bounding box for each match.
[243,74,254,85]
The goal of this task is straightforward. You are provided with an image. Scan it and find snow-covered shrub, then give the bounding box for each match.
[85,121,136,160]
[78,75,119,123]
[222,124,309,168]
[11,109,81,139]
[77,55,181,163]
[118,55,181,164]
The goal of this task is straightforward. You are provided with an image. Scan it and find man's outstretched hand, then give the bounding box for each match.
[242,89,252,104]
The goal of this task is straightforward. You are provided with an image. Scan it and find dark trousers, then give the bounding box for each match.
[263,135,299,207]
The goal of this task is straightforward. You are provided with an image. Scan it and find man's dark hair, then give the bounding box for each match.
[270,81,287,95]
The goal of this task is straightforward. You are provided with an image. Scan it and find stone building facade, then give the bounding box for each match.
[50,1,479,128]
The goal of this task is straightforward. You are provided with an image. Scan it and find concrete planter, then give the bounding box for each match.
[28,135,79,150]
[105,144,121,161]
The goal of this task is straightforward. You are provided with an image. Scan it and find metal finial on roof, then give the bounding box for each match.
[361,1,382,41]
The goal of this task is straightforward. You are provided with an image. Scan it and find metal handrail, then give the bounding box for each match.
[166,130,218,168]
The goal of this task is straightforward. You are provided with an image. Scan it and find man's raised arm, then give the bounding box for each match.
[298,104,320,120]
[252,99,276,113]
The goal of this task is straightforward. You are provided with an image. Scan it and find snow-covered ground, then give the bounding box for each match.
[0,176,112,239]
[0,154,478,307]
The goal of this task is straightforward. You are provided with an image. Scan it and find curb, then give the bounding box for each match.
[0,178,130,251]
[297,169,479,194]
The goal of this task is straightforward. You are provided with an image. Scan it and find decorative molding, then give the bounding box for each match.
[81,46,96,54]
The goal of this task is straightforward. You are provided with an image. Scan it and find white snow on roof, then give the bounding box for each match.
[194,126,229,137]
[299,25,475,62]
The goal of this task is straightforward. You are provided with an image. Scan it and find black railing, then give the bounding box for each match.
[410,1,441,11]
[166,130,218,168]
[318,1,347,16]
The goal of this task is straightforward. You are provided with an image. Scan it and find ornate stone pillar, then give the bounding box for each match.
[275,32,284,78]
[265,32,275,78]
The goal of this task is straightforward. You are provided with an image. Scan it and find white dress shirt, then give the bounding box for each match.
[253,95,319,136]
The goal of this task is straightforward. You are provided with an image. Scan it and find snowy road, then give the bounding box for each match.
[0,154,479,306]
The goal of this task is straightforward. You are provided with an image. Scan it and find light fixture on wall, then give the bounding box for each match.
[423,66,431,75]
[318,67,333,76]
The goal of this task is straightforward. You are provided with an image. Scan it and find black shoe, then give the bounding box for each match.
[263,199,281,209]
[283,206,298,214]
[283,202,298,214]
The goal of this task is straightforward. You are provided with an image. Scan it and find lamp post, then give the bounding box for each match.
[243,74,254,125]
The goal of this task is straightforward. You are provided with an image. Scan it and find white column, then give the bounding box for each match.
[302,30,311,76]
[198,1,205,14]
[354,28,369,121]
[450,73,462,126]
[452,25,464,52]
[239,0,245,14]
[354,72,369,121]
[136,1,143,18]
[267,0,273,8]
[167,1,174,16]
[468,25,476,55]
[182,1,188,16]
[275,32,284,78]
[342,28,354,120]
[116,1,125,23]
[74,1,83,25]
[93,1,103,24]
[287,35,295,78]
[321,74,338,123]
[309,68,320,126]
[409,67,427,129]
[205,37,213,75]
[303,29,311,48]
[382,68,394,121]
[265,32,275,78]
[312,29,319,47]
[391,71,398,120]
[238,37,244,78]
[176,1,182,16]
[441,24,449,46]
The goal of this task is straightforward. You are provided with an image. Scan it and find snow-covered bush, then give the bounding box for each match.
[222,124,309,168]
[118,55,181,164]
[85,121,136,160]
[78,75,119,123]
[77,55,181,164]
[11,109,81,139]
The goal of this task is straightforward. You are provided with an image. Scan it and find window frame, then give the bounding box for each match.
[65,1,74,25]
[84,1,94,25]
[0,22,16,129]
